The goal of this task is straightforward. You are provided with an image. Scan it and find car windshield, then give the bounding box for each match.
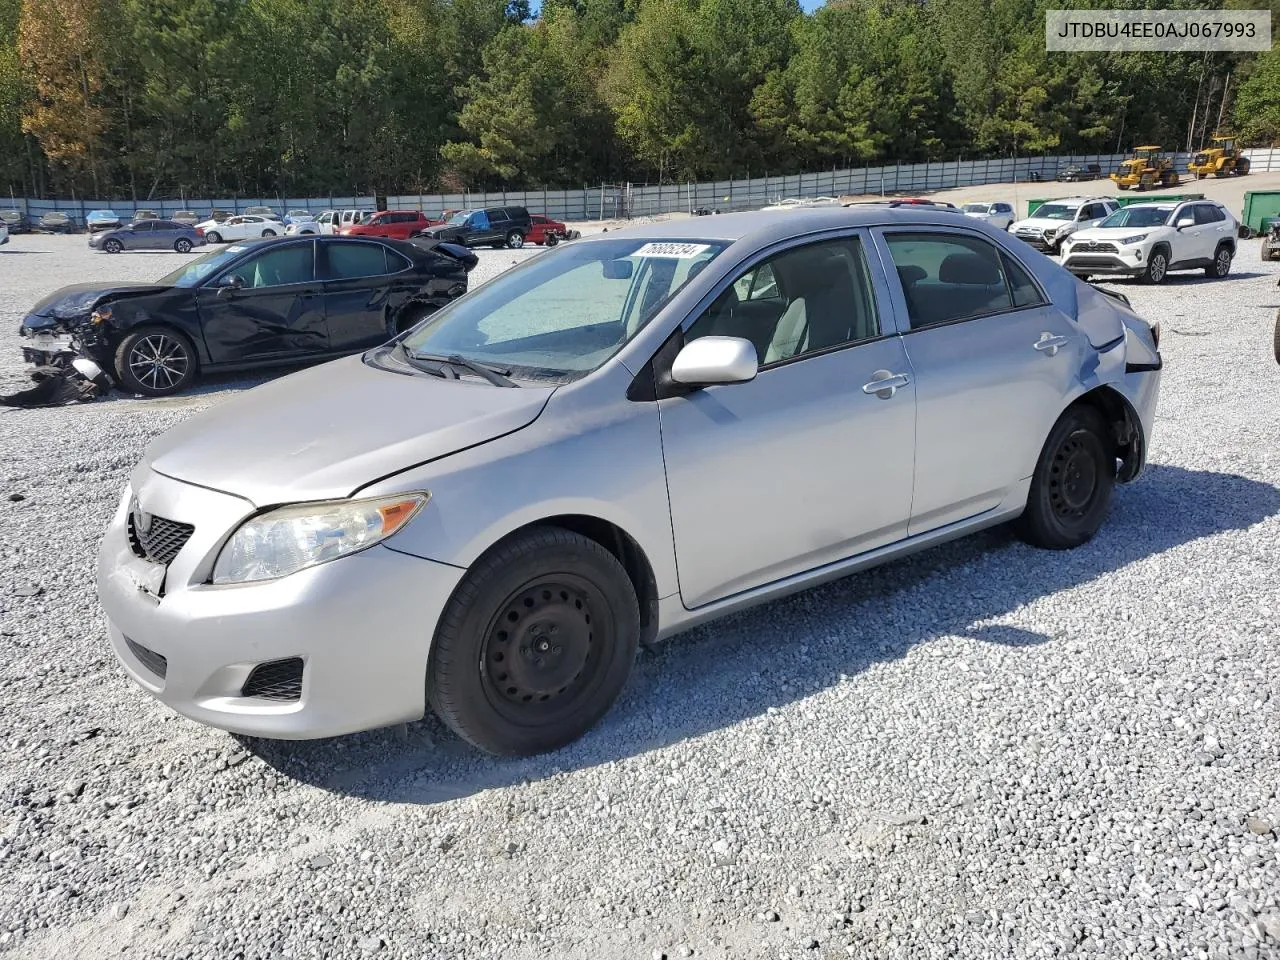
[156,244,254,287]
[1035,204,1076,220]
[1099,207,1174,228]
[962,203,991,213]
[288,210,310,217]
[399,238,728,381]
[448,210,472,225]
[88,209,117,218]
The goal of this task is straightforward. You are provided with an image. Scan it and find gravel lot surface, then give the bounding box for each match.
[1,233,1278,960]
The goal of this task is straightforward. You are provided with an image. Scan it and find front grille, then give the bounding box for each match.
[125,637,168,679]
[1072,241,1119,254]
[128,510,194,566]
[241,658,304,701]
[1067,255,1124,268]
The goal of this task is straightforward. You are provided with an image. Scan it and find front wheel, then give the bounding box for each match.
[506,230,524,249]
[1206,245,1232,279]
[174,238,192,254]
[1141,249,1168,284]
[114,326,197,396]
[427,527,640,756]
[103,238,123,254]
[1017,405,1114,550]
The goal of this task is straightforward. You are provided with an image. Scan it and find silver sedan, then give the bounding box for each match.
[98,208,1163,755]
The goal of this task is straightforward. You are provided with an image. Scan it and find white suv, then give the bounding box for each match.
[1061,200,1238,284]
[1009,197,1118,254]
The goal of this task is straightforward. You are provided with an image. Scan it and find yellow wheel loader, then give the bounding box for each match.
[1188,135,1250,179]
[1109,146,1180,191]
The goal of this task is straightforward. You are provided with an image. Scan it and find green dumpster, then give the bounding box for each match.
[1242,191,1280,233]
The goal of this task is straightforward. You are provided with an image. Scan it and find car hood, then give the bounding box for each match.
[1068,226,1160,242]
[1012,217,1077,232]
[25,282,171,322]
[143,355,557,505]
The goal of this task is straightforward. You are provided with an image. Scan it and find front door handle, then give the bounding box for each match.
[1034,333,1071,357]
[862,370,911,399]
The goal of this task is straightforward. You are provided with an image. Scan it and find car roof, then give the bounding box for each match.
[580,207,1019,247]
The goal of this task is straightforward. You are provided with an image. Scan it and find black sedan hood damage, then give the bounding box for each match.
[22,283,171,329]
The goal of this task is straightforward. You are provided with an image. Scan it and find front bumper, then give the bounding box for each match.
[1062,253,1145,277]
[97,470,465,739]
[1013,231,1062,253]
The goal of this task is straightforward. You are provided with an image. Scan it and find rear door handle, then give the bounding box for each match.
[862,370,911,399]
[1034,333,1071,356]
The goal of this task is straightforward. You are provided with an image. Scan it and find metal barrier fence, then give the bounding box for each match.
[9,149,1280,223]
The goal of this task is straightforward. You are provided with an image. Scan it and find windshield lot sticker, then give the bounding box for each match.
[633,242,711,258]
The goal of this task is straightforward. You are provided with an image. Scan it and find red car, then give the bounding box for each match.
[340,210,442,240]
[526,214,578,246]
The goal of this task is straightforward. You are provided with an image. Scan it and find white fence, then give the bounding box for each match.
[11,149,1280,224]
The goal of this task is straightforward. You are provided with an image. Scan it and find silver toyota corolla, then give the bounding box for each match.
[98,208,1163,755]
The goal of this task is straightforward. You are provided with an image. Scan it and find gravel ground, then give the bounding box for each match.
[1,233,1278,960]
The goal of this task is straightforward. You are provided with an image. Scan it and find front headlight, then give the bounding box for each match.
[211,493,428,584]
[1118,233,1148,245]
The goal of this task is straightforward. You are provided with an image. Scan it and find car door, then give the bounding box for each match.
[1169,206,1205,264]
[122,222,150,250]
[657,232,917,608]
[147,220,178,250]
[319,239,407,351]
[194,239,329,364]
[466,210,495,245]
[1191,204,1229,261]
[994,203,1014,228]
[875,227,1083,536]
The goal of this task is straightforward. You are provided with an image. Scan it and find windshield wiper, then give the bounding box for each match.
[405,349,519,387]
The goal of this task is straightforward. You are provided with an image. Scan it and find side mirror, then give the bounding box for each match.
[670,336,758,387]
[1175,216,1195,230]
[216,274,244,295]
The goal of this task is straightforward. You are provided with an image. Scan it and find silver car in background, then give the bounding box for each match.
[98,208,1162,756]
[88,218,205,254]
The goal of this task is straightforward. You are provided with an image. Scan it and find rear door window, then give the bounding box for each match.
[324,241,392,280]
[884,232,1014,329]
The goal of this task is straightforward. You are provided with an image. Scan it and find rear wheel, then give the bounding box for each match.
[427,527,640,756]
[506,230,524,249]
[103,238,122,254]
[1017,405,1114,550]
[1273,309,1280,364]
[1206,244,1232,279]
[261,229,276,237]
[174,237,192,254]
[205,231,222,244]
[114,326,197,397]
[545,233,559,247]
[394,303,435,335]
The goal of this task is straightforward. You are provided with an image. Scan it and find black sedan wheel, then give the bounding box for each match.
[428,527,639,756]
[174,238,192,254]
[114,326,197,397]
[1017,405,1114,550]
[103,238,123,254]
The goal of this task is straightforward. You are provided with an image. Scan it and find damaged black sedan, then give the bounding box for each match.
[18,235,478,397]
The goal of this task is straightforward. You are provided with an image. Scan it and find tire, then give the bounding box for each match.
[545,233,559,247]
[103,238,122,254]
[1016,405,1114,550]
[1206,244,1232,279]
[205,231,222,244]
[1117,184,1129,191]
[262,229,276,237]
[393,302,435,335]
[1273,309,1280,365]
[427,527,640,756]
[1238,159,1250,176]
[113,326,197,397]
[1141,248,1169,284]
[506,230,524,249]
[174,238,192,254]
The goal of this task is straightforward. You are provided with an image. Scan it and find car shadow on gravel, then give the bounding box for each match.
[239,463,1280,801]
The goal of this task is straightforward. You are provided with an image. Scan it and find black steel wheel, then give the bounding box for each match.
[428,527,640,756]
[103,238,123,254]
[174,237,192,253]
[1205,245,1232,278]
[1142,249,1168,284]
[114,326,197,396]
[1017,405,1114,550]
